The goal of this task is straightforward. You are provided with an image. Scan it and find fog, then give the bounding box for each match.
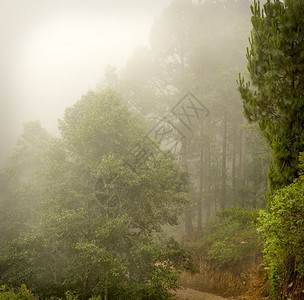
[0,0,171,168]
[1,0,287,298]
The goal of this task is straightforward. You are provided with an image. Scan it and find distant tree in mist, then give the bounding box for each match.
[0,121,51,245]
[106,0,269,235]
[0,91,191,299]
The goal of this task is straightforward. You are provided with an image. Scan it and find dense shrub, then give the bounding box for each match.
[0,284,38,300]
[257,154,304,299]
[190,207,261,268]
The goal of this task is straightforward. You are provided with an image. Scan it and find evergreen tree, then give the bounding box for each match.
[0,121,51,245]
[238,0,304,190]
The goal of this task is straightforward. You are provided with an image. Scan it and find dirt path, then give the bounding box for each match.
[172,288,229,300]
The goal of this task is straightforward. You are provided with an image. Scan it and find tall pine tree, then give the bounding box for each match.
[238,0,304,190]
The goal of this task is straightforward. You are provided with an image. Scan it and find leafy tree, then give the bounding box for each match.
[0,121,51,245]
[0,90,191,299]
[238,0,304,190]
[58,90,142,160]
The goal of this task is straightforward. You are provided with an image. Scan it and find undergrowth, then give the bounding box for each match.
[187,207,261,269]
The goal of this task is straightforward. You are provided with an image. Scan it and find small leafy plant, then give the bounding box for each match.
[197,207,261,268]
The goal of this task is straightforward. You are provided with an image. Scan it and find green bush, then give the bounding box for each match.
[0,284,38,300]
[196,207,261,268]
[257,154,304,299]
[64,290,79,300]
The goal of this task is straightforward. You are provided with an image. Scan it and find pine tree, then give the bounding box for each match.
[238,0,304,190]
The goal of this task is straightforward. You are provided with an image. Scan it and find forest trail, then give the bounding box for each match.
[172,288,229,300]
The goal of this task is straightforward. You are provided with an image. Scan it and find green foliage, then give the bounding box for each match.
[0,284,38,300]
[194,208,260,268]
[239,1,304,296]
[58,89,141,160]
[64,290,79,300]
[238,0,304,190]
[88,296,102,300]
[0,121,51,245]
[0,90,191,299]
[257,154,304,299]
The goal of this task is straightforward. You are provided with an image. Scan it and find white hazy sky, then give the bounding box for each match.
[0,0,171,167]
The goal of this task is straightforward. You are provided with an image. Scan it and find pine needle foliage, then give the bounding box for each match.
[238,0,304,190]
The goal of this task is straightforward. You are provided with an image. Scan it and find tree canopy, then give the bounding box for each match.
[0,90,191,299]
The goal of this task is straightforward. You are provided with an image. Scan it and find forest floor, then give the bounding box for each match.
[171,288,230,300]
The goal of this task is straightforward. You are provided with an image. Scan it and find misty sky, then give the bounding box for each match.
[0,0,171,167]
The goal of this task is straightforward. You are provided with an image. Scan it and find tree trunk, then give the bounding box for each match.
[221,111,227,210]
[240,117,247,207]
[232,120,237,206]
[205,117,211,222]
[180,139,194,235]
[198,119,204,231]
[104,277,108,300]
